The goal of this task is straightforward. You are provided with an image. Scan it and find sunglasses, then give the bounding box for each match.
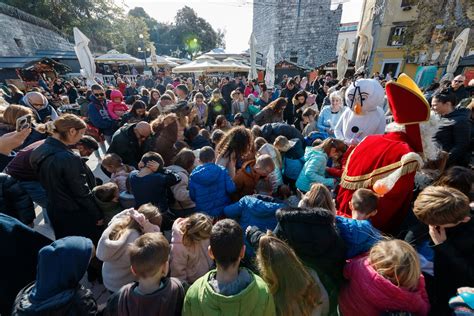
[94,93,105,97]
[454,80,464,83]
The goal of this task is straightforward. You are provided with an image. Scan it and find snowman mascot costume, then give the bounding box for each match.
[334,78,386,144]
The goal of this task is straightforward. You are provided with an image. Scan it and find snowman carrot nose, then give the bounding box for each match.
[354,103,362,115]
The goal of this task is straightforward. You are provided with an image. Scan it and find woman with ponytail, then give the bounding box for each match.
[30,114,103,241]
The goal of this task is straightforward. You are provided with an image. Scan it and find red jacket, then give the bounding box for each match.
[339,257,430,316]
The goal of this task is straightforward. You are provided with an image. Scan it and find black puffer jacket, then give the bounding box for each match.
[261,122,304,144]
[0,173,35,225]
[30,137,102,241]
[434,107,471,167]
[107,123,143,168]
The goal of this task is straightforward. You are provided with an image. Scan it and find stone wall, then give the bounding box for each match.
[0,4,73,57]
[253,0,342,68]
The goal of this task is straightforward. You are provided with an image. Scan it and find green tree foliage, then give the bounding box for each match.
[3,1,225,57]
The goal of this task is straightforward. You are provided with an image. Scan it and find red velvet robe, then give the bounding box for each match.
[336,132,416,234]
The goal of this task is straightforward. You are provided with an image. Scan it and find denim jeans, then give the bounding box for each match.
[19,181,50,224]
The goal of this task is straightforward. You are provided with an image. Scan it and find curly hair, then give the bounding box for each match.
[215,126,253,160]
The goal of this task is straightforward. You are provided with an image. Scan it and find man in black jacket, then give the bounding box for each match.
[448,75,469,105]
[107,122,152,168]
[0,173,35,226]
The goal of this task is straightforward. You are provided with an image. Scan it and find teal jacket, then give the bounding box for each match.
[295,147,334,192]
[183,269,275,316]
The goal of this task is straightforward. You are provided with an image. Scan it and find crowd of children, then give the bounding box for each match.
[0,73,473,316]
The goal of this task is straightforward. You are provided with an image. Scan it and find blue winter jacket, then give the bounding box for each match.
[189,163,236,218]
[295,147,334,192]
[282,138,305,180]
[224,194,284,256]
[335,216,382,259]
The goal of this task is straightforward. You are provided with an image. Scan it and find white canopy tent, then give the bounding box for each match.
[73,27,96,87]
[95,50,143,65]
[172,55,251,74]
[146,54,179,68]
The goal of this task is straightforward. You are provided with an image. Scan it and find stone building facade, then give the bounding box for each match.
[252,0,342,68]
[0,3,73,57]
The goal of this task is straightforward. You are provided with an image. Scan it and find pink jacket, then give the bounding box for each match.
[107,90,128,120]
[111,165,135,193]
[339,257,430,316]
[170,218,213,284]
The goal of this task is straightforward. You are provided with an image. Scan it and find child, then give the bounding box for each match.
[302,107,318,137]
[184,125,211,150]
[335,188,382,258]
[296,138,345,193]
[183,219,275,315]
[213,114,231,132]
[170,213,214,284]
[339,240,430,316]
[257,143,284,193]
[92,182,122,225]
[224,179,284,258]
[254,137,268,151]
[105,232,185,315]
[256,232,329,316]
[189,146,236,218]
[102,153,135,193]
[129,152,181,210]
[413,186,473,316]
[232,154,275,200]
[210,129,225,149]
[167,149,196,217]
[12,236,98,315]
[107,89,129,120]
[273,135,305,191]
[96,204,162,292]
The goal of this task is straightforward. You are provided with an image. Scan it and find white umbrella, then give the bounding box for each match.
[355,16,373,71]
[73,27,96,87]
[248,33,258,81]
[265,44,275,88]
[146,54,179,67]
[172,55,223,73]
[337,38,349,80]
[441,28,470,81]
[95,50,142,64]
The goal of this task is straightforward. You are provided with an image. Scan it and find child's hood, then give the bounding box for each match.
[110,89,124,101]
[304,146,325,161]
[29,237,93,303]
[171,217,186,244]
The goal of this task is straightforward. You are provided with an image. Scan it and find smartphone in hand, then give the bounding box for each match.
[16,114,32,132]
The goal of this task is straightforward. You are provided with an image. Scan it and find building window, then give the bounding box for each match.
[388,26,407,46]
[290,51,298,63]
[401,0,417,7]
[14,38,23,49]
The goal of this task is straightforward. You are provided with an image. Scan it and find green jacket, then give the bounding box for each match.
[182,269,276,316]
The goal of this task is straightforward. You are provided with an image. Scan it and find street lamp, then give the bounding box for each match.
[138,34,148,69]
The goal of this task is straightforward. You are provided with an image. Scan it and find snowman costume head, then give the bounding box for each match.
[334,78,386,145]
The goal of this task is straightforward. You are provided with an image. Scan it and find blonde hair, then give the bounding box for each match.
[257,233,322,316]
[181,213,212,247]
[109,204,162,241]
[369,239,421,291]
[413,186,470,226]
[129,232,170,278]
[0,104,34,126]
[329,91,343,102]
[299,183,335,214]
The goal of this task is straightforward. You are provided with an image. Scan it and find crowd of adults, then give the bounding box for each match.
[0,69,473,316]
